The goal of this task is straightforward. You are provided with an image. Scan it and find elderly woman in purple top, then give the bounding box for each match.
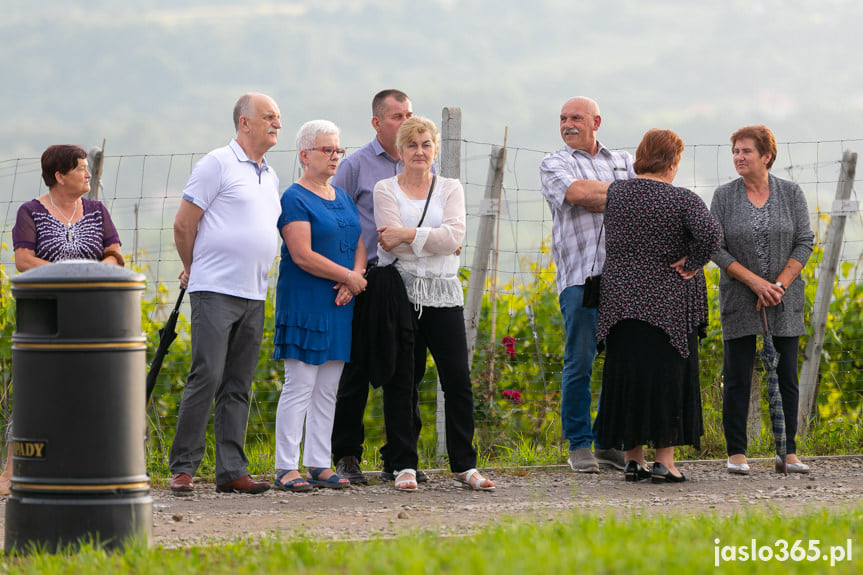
[2,144,124,495]
[12,145,123,271]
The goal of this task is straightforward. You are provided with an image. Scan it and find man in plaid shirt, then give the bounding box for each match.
[539,97,635,473]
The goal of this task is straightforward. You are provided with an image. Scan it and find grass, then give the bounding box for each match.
[469,414,863,473]
[144,416,863,486]
[1,505,860,574]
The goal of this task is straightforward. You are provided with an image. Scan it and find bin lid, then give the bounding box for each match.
[11,260,146,287]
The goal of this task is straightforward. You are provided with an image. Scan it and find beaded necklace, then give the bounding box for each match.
[48,191,78,242]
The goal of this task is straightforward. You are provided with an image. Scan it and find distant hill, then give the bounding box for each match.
[2,0,863,161]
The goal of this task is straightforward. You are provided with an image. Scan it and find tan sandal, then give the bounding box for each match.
[454,468,495,491]
[394,469,418,492]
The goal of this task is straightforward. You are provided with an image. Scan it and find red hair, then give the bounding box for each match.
[633,129,684,175]
[731,125,777,170]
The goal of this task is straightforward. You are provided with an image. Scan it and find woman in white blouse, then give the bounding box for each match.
[374,116,494,492]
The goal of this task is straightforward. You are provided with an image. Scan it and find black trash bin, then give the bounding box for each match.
[5,260,152,553]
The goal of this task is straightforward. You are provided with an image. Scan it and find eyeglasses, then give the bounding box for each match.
[305,146,346,158]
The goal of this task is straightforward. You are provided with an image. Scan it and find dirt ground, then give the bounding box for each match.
[6,456,856,548]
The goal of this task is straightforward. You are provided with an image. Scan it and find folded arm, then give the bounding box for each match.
[282,221,367,296]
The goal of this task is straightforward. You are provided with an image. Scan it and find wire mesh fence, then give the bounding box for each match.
[1,134,861,469]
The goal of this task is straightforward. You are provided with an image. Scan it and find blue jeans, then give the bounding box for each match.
[558,285,601,451]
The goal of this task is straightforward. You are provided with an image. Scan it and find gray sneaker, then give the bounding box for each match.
[335,456,368,485]
[567,447,599,473]
[594,448,626,471]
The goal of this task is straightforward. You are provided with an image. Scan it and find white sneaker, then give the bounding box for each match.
[727,458,750,475]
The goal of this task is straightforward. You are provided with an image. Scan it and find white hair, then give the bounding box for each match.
[233,94,254,132]
[296,120,340,151]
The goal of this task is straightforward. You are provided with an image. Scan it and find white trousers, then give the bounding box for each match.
[274,359,345,470]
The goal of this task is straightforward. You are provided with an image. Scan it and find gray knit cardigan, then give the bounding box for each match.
[710,173,814,340]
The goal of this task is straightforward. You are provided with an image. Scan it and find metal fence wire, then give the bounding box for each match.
[1,131,861,468]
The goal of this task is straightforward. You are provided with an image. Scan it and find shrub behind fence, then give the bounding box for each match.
[1,127,861,469]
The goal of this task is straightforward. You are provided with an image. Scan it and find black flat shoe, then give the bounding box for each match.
[624,460,651,482]
[651,462,686,484]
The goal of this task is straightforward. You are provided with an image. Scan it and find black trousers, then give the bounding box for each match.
[722,335,800,456]
[331,313,422,470]
[411,305,477,473]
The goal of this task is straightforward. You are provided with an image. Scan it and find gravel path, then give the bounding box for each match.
[0,455,858,548]
[132,455,863,547]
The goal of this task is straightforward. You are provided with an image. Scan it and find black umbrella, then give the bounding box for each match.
[146,288,185,401]
[760,307,787,475]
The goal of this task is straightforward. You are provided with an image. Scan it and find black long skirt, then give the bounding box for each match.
[594,319,703,451]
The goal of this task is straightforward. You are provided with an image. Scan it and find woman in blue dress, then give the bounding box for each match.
[272,120,367,491]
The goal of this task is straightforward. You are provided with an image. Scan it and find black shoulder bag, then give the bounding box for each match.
[582,221,604,308]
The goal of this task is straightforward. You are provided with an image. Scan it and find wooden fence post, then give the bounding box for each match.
[87,140,105,201]
[798,149,858,433]
[440,107,461,178]
[436,107,462,458]
[464,147,505,365]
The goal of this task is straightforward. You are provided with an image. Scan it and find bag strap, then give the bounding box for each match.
[588,220,604,277]
[587,168,624,278]
[416,175,436,227]
[389,175,436,269]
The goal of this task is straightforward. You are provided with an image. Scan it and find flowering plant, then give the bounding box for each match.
[501,336,516,359]
[502,389,522,404]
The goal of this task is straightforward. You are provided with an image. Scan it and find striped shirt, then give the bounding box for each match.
[539,142,635,293]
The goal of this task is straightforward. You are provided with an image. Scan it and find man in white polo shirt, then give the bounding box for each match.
[169,93,282,495]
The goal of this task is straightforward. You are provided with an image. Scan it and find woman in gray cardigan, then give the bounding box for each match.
[710,125,814,476]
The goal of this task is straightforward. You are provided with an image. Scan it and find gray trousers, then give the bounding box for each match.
[169,291,265,485]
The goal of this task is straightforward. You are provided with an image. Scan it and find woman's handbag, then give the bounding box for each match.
[582,273,602,309]
[582,222,604,309]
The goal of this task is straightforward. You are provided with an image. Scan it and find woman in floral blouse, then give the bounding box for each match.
[4,144,123,495]
[594,129,721,484]
[12,145,123,271]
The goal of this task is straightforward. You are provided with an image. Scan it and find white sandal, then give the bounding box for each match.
[454,468,495,491]
[394,469,418,492]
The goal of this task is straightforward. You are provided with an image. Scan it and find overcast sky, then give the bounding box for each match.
[1,0,861,281]
[2,0,863,159]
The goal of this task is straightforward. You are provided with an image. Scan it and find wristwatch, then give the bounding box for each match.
[775,281,785,290]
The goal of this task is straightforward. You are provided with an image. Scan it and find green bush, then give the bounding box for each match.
[464,242,863,462]
[0,261,14,436]
[1,243,861,478]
